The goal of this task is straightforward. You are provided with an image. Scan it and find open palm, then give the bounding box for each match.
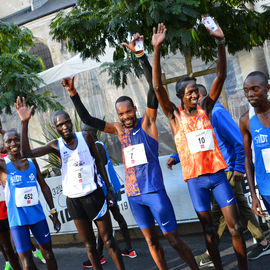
[152,23,167,47]
[14,97,34,122]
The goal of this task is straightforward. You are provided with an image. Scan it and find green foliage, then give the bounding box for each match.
[49,0,270,87]
[0,21,63,114]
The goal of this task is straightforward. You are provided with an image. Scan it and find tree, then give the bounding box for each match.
[0,21,62,116]
[50,0,270,87]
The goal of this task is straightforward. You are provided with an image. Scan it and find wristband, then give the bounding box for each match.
[135,51,145,58]
[50,208,57,215]
[216,39,225,45]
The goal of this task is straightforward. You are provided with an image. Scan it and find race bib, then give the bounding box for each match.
[123,143,148,168]
[186,129,215,154]
[15,186,39,207]
[0,185,5,202]
[70,165,92,187]
[262,148,270,173]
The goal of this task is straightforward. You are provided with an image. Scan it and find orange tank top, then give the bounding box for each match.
[175,105,227,181]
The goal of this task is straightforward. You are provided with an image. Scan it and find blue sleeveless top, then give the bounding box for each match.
[4,157,45,227]
[120,118,165,197]
[249,108,270,195]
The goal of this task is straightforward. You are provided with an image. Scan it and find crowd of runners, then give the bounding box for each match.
[0,21,270,270]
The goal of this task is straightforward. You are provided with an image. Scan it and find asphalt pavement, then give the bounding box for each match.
[1,229,269,270]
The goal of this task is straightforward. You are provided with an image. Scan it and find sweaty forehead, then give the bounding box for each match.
[55,114,71,124]
[116,100,133,111]
[4,132,19,141]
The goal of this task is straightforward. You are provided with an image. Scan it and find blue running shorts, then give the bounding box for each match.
[261,195,270,215]
[187,170,236,212]
[10,219,51,254]
[128,189,177,233]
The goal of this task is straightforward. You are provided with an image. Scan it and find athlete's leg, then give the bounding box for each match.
[141,226,168,270]
[163,229,198,269]
[95,211,125,270]
[196,210,223,270]
[110,205,132,250]
[18,250,38,270]
[187,175,223,269]
[212,171,247,270]
[73,219,102,270]
[221,204,247,269]
[30,219,57,270]
[10,225,38,270]
[0,229,21,269]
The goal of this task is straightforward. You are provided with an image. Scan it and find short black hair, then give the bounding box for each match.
[82,123,97,137]
[175,77,196,98]
[245,71,269,86]
[197,84,207,97]
[3,129,20,141]
[53,110,71,125]
[115,96,134,108]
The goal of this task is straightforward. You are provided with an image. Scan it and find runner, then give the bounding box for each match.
[82,124,136,269]
[152,23,247,270]
[239,71,270,217]
[61,34,198,270]
[14,102,125,270]
[0,129,60,270]
[168,84,270,265]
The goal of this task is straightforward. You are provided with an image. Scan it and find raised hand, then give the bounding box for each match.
[152,23,167,48]
[61,75,77,96]
[122,33,144,53]
[14,97,34,123]
[207,26,224,41]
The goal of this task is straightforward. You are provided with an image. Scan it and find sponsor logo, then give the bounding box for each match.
[254,134,268,144]
[255,128,262,133]
[162,221,170,226]
[28,173,36,182]
[227,198,234,203]
[133,128,141,135]
[44,232,50,237]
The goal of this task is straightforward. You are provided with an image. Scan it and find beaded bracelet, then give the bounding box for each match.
[135,51,145,58]
[50,208,57,215]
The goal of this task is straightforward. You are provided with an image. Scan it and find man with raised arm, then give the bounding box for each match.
[239,71,270,217]
[14,98,125,270]
[0,129,60,270]
[61,35,198,270]
[152,23,247,270]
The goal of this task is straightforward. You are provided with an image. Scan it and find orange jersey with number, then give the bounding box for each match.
[175,105,227,181]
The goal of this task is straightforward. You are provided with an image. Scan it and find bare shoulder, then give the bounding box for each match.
[239,111,249,127]
[0,158,5,171]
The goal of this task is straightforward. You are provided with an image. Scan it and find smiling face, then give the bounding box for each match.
[115,100,137,129]
[4,131,21,155]
[181,81,199,110]
[54,113,73,139]
[243,75,270,107]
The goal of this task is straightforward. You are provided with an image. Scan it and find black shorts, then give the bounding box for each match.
[0,219,9,233]
[67,188,106,220]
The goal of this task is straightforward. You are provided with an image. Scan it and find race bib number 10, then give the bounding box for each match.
[186,129,215,154]
[123,143,148,168]
[15,186,39,207]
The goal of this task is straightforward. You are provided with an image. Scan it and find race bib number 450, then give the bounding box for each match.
[123,143,148,168]
[186,129,215,154]
[15,186,39,207]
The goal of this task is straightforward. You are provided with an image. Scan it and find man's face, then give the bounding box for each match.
[54,114,73,139]
[182,82,199,109]
[243,75,269,107]
[4,132,20,155]
[116,100,137,129]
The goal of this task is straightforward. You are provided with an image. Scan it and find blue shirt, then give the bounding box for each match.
[171,102,245,173]
[249,107,270,195]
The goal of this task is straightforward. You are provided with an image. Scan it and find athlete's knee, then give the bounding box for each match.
[84,241,98,254]
[41,249,55,262]
[145,234,160,248]
[103,235,117,250]
[228,221,243,237]
[203,223,217,241]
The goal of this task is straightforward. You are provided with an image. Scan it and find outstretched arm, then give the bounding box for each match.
[61,77,120,135]
[152,23,178,121]
[239,113,263,217]
[123,34,158,138]
[33,159,61,232]
[14,97,59,158]
[207,26,226,104]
